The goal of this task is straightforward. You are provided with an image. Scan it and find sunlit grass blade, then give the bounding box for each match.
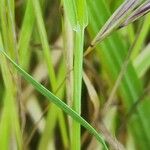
[134,43,150,77]
[31,0,56,88]
[63,0,88,149]
[130,14,150,59]
[63,0,88,29]
[0,49,108,150]
[0,0,150,149]
[0,1,22,149]
[18,0,35,69]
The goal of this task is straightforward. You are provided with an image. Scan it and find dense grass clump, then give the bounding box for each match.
[0,0,150,150]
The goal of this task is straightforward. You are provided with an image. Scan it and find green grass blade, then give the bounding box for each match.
[18,0,35,69]
[31,1,68,148]
[131,14,150,59]
[87,0,150,149]
[0,49,108,150]
[71,29,84,150]
[134,43,150,77]
[63,0,88,29]
[31,0,56,89]
[0,1,22,148]
[63,0,88,149]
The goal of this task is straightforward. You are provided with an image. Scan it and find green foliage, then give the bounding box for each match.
[0,0,150,149]
[63,0,88,29]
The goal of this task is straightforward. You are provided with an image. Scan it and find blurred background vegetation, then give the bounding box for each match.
[0,0,150,149]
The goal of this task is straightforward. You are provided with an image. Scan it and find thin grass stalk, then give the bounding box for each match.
[131,14,150,59]
[31,0,56,88]
[30,1,69,148]
[72,28,84,150]
[18,0,34,69]
[62,0,88,148]
[0,0,22,148]
[0,34,22,149]
[56,59,69,149]
[7,0,25,134]
[102,32,138,116]
[62,12,74,135]
[134,43,150,77]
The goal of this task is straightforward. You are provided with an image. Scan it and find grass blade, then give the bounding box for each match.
[63,0,88,29]
[87,0,150,149]
[0,49,108,150]
[134,43,150,77]
[63,0,88,149]
[130,14,150,59]
[18,0,35,69]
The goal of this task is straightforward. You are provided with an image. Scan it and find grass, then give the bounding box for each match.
[0,0,150,149]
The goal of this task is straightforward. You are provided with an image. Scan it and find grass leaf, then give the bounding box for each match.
[134,43,150,77]
[0,49,108,150]
[63,0,88,29]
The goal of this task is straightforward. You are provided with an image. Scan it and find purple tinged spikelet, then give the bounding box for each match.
[85,0,150,56]
[121,0,150,27]
[92,0,140,45]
